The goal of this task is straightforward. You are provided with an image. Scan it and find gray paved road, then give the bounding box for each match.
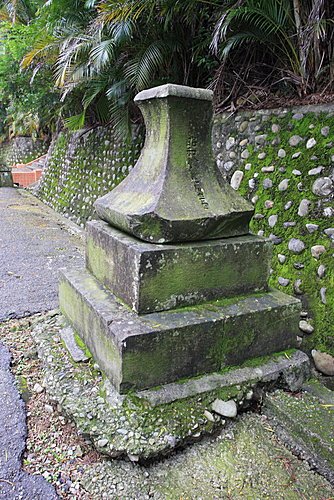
[0,188,84,321]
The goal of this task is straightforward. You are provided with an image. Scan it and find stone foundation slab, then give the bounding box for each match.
[32,313,311,461]
[59,267,301,393]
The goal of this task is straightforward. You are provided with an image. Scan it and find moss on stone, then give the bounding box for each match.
[229,110,334,356]
[73,331,92,359]
[37,126,144,226]
[266,390,334,469]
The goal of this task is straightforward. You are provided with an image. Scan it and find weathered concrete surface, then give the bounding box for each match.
[264,389,334,485]
[87,219,271,313]
[0,342,58,499]
[60,266,301,392]
[81,414,334,499]
[0,188,84,321]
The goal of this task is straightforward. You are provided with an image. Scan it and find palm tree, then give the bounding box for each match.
[0,0,40,24]
[211,0,333,96]
[22,0,219,136]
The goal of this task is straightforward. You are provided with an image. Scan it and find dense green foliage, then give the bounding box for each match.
[0,20,59,141]
[0,0,333,137]
[22,0,219,137]
[212,0,334,98]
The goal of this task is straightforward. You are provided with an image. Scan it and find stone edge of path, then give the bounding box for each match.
[0,342,58,499]
[263,389,334,486]
[18,188,85,242]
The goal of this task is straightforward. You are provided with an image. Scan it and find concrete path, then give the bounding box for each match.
[0,342,58,499]
[0,188,84,321]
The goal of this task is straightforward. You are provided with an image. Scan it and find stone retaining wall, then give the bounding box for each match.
[37,126,143,226]
[213,104,334,357]
[0,137,49,166]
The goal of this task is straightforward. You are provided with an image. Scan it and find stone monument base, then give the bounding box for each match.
[31,312,310,461]
[60,267,301,393]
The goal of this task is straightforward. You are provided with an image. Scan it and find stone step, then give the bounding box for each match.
[60,267,301,393]
[264,390,334,484]
[303,378,334,405]
[86,220,271,314]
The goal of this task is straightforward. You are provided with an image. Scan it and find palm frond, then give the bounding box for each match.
[124,41,165,90]
[89,38,116,70]
[64,110,86,130]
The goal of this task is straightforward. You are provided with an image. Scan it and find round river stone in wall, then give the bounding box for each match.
[278,277,290,287]
[278,254,286,264]
[263,178,273,189]
[308,166,323,176]
[289,135,303,147]
[317,264,326,278]
[306,223,319,233]
[311,245,326,259]
[230,171,244,190]
[288,238,305,254]
[312,177,333,197]
[306,138,316,149]
[278,179,289,191]
[268,215,278,228]
[298,199,311,217]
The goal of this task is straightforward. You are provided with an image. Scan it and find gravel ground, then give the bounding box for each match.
[82,413,334,499]
[0,315,102,499]
[0,188,84,321]
[1,315,333,500]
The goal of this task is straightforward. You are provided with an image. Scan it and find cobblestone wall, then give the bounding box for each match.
[0,137,49,166]
[213,104,334,357]
[37,126,143,227]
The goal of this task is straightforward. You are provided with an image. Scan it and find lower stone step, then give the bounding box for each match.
[31,313,311,462]
[264,389,334,485]
[59,268,301,393]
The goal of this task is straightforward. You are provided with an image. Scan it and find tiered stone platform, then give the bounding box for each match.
[60,84,301,395]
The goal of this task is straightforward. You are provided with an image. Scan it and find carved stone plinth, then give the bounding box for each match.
[60,268,300,393]
[95,84,253,243]
[86,220,271,314]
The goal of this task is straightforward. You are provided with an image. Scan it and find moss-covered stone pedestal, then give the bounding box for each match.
[60,83,305,397]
